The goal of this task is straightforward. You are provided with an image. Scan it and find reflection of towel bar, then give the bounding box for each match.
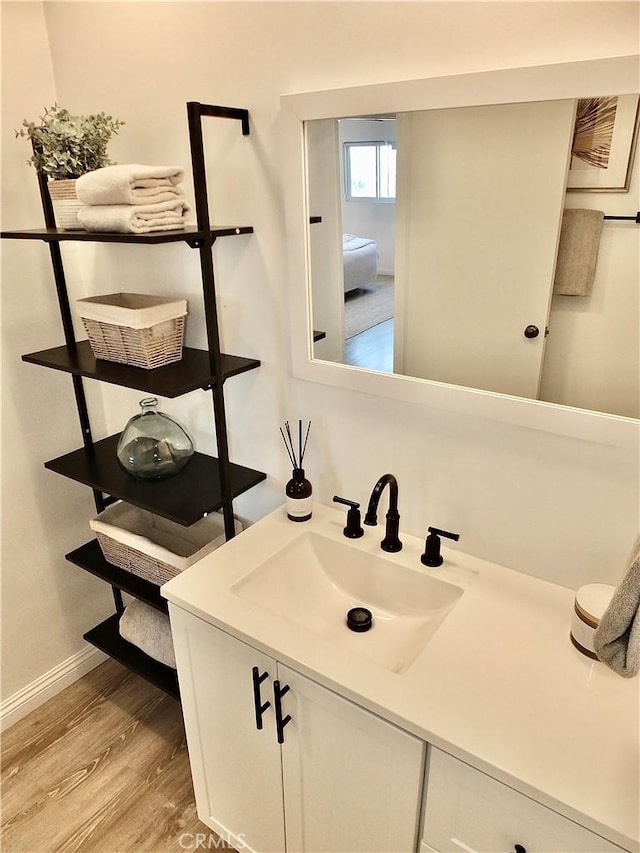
[603,212,640,223]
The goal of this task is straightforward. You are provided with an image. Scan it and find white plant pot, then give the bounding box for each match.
[47,179,84,230]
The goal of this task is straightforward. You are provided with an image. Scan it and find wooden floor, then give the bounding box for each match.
[344,318,394,372]
[1,659,229,853]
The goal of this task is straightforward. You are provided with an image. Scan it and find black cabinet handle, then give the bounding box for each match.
[514,845,527,853]
[251,666,271,730]
[524,325,539,339]
[273,679,292,744]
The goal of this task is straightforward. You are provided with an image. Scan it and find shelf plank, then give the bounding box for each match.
[67,539,168,612]
[22,341,260,397]
[84,614,179,699]
[45,434,266,526]
[1,226,253,244]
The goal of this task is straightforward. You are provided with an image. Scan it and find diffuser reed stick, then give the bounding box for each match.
[280,419,311,470]
[279,427,297,468]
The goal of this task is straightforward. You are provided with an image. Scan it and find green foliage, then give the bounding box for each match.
[15,104,125,180]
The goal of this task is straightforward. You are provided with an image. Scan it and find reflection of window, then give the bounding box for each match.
[344,141,396,200]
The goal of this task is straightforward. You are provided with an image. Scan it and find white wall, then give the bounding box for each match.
[2,1,639,707]
[1,2,114,707]
[307,119,345,363]
[540,157,640,417]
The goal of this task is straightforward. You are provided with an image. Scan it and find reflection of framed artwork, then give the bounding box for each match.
[567,93,639,192]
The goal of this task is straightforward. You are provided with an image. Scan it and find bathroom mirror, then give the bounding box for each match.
[281,56,640,447]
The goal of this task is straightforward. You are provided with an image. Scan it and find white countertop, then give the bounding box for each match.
[162,503,640,851]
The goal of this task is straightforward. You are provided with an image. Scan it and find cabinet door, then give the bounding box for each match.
[422,747,625,853]
[279,663,425,853]
[168,605,286,853]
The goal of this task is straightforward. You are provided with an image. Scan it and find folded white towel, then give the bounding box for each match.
[76,164,185,206]
[594,535,640,678]
[77,198,191,234]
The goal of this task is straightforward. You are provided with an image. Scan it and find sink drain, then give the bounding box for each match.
[346,607,373,632]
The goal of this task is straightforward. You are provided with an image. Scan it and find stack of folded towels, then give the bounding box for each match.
[75,164,191,234]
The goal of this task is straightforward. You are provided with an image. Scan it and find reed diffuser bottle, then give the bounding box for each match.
[281,419,312,522]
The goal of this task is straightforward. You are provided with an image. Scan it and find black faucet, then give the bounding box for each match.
[363,473,402,552]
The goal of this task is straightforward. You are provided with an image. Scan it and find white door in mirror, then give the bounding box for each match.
[395,99,575,399]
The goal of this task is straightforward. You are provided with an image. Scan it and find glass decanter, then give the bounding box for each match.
[116,397,194,480]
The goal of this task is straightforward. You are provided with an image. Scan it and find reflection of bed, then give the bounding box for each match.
[342,234,378,293]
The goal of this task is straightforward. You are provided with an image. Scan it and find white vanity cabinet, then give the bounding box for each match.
[169,604,425,853]
[421,748,626,853]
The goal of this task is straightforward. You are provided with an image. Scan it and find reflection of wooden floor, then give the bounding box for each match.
[1,659,230,853]
[344,318,394,373]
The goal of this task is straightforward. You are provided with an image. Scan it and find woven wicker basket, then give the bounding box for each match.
[81,315,185,369]
[76,293,187,369]
[96,533,180,584]
[91,502,242,584]
[48,179,84,230]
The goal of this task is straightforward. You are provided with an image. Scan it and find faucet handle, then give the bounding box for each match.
[333,496,364,539]
[421,526,460,567]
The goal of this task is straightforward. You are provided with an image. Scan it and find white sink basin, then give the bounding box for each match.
[231,531,463,674]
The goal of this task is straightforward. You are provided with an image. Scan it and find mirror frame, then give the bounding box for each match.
[281,55,640,449]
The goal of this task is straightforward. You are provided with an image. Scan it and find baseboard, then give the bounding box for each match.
[1,644,107,732]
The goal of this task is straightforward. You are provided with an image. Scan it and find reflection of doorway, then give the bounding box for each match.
[344,275,394,372]
[340,117,396,372]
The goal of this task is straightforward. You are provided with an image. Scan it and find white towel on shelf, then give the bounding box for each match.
[119,599,176,669]
[76,164,185,206]
[594,535,640,678]
[77,198,191,234]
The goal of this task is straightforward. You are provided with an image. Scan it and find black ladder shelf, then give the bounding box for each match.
[1,103,266,700]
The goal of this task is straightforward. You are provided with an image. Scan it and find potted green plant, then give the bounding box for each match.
[16,104,125,228]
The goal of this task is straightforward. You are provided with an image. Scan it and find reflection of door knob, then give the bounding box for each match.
[524,325,540,339]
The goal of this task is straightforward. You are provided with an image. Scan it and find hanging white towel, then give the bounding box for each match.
[594,535,640,678]
[76,164,185,206]
[553,208,604,296]
[77,198,191,234]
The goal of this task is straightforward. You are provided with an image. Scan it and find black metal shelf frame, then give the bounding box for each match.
[0,225,254,243]
[2,103,263,697]
[22,341,260,398]
[186,102,252,541]
[46,433,265,527]
[67,540,168,613]
[84,614,179,699]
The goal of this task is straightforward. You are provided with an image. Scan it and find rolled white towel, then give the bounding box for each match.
[77,198,191,234]
[119,599,176,669]
[76,164,185,206]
